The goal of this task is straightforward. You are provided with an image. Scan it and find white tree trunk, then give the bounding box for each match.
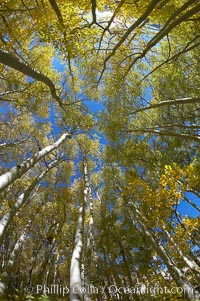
[70,154,92,301]
[132,207,200,300]
[161,223,200,281]
[0,132,71,192]
[0,158,61,243]
[0,220,32,296]
[83,157,93,301]
[70,205,84,301]
[53,252,60,284]
[8,219,32,267]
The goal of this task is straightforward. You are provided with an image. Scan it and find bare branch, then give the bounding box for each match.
[143,124,200,130]
[127,128,200,142]
[0,135,33,149]
[183,196,200,213]
[128,97,200,115]
[185,189,200,198]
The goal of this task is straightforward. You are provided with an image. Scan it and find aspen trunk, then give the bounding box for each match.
[0,132,71,192]
[83,156,93,301]
[70,153,92,301]
[0,158,61,243]
[0,220,32,296]
[70,205,84,301]
[132,207,200,300]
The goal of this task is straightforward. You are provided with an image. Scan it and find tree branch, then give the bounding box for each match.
[91,0,97,24]
[183,195,200,213]
[128,97,200,115]
[48,0,64,24]
[0,50,67,113]
[127,128,200,142]
[141,36,200,81]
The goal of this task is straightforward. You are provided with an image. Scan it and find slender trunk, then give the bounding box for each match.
[45,256,52,286]
[70,152,94,301]
[26,248,41,286]
[8,219,32,267]
[0,158,61,243]
[38,252,52,284]
[70,205,85,301]
[161,223,200,281]
[83,155,93,301]
[84,201,93,301]
[0,132,71,192]
[70,158,86,301]
[131,207,200,300]
[0,220,32,296]
[117,242,141,301]
[53,252,60,284]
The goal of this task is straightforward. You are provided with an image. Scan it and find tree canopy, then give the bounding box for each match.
[0,0,200,300]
